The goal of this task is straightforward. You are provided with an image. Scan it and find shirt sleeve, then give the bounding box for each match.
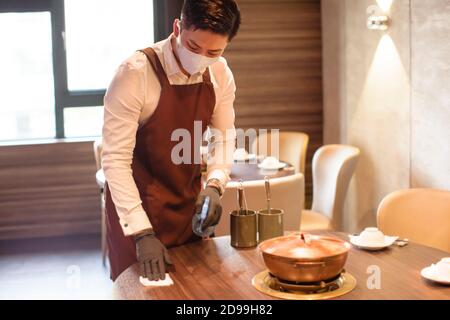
[206,59,237,189]
[101,56,153,236]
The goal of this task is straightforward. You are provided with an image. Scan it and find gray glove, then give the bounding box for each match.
[134,230,172,281]
[194,186,222,231]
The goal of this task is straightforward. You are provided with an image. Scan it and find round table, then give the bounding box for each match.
[113,231,450,300]
[96,160,296,189]
[229,161,295,182]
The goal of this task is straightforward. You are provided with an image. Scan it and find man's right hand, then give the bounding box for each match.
[134,230,173,280]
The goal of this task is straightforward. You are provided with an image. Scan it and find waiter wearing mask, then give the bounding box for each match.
[102,0,241,281]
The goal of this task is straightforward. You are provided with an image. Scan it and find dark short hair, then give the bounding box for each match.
[181,0,241,41]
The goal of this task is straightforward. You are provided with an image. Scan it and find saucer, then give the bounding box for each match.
[257,162,287,170]
[421,265,450,285]
[349,235,398,251]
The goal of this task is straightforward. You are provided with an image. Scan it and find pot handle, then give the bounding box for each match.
[294,261,326,268]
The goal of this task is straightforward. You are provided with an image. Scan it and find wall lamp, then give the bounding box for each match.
[367,5,390,31]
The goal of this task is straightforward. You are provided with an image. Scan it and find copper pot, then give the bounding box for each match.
[258,233,351,283]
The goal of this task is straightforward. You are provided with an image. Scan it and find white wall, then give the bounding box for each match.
[322,0,450,232]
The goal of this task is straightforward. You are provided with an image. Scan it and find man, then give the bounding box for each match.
[102,0,241,281]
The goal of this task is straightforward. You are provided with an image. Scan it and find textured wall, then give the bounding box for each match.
[322,0,450,232]
[322,0,346,145]
[344,0,411,232]
[410,0,450,190]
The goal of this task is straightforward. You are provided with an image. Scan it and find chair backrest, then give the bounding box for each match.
[377,189,450,253]
[311,145,360,229]
[93,138,103,171]
[250,131,309,174]
[215,173,305,236]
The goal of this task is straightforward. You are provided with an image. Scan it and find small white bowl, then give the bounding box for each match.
[261,156,278,166]
[234,148,249,161]
[359,227,385,246]
[435,258,450,279]
[258,157,286,170]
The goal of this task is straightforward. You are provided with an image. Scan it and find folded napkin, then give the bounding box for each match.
[139,274,174,287]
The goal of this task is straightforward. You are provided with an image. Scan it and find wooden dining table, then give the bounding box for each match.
[113,231,450,300]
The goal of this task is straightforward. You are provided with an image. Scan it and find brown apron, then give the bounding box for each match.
[104,47,216,281]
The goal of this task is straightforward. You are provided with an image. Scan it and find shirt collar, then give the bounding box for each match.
[161,33,181,77]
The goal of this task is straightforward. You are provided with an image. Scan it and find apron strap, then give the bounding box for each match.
[138,47,170,87]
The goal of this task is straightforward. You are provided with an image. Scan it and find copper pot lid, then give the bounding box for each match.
[259,233,351,260]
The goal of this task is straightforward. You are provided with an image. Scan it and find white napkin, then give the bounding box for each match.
[139,274,174,287]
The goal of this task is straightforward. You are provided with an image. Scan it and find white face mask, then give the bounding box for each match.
[175,33,220,75]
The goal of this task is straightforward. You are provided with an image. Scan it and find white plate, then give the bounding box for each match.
[421,265,450,285]
[234,154,257,162]
[257,162,287,170]
[349,235,398,251]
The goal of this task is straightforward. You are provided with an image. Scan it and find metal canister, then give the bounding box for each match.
[230,210,257,248]
[257,208,284,243]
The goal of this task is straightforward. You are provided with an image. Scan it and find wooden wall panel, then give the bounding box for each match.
[224,0,323,206]
[0,141,101,240]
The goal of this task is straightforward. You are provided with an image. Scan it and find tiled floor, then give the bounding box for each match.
[0,235,113,300]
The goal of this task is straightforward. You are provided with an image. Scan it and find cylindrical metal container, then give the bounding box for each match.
[230,210,257,248]
[257,209,284,243]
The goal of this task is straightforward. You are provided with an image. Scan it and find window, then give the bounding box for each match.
[64,106,104,138]
[0,0,163,142]
[0,12,55,141]
[64,0,154,91]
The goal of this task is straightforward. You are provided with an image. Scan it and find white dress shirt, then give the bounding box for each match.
[101,34,236,236]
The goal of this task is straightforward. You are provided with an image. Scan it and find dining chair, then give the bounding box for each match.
[93,138,107,267]
[301,145,360,231]
[250,131,309,174]
[93,139,102,172]
[215,173,305,237]
[377,188,450,253]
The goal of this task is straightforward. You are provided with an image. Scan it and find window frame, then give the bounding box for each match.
[0,0,167,139]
